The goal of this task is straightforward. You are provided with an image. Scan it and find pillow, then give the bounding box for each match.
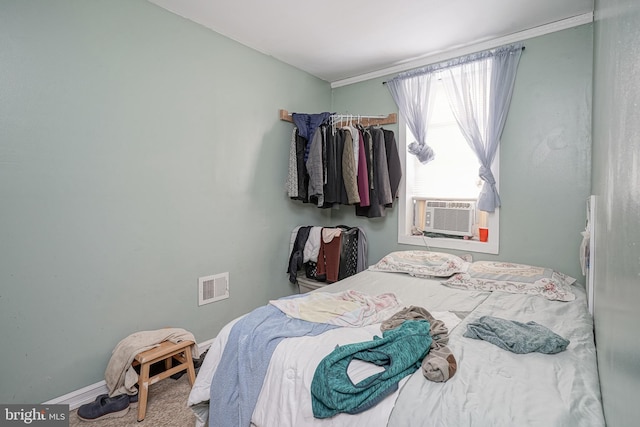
[369,250,470,278]
[442,260,576,302]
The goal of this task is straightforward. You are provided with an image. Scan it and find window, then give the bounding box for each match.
[397,78,500,254]
[409,79,482,200]
[390,44,523,256]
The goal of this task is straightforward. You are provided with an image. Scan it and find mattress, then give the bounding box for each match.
[188,268,604,427]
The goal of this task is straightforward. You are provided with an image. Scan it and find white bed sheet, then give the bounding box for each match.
[388,284,605,427]
[188,270,604,427]
[188,270,491,427]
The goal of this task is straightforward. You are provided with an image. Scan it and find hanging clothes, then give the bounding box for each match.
[285,127,299,199]
[322,124,341,208]
[292,112,331,162]
[286,127,310,203]
[287,226,312,284]
[335,129,349,205]
[349,125,360,173]
[355,127,402,218]
[356,128,370,207]
[316,228,343,283]
[306,126,325,206]
[355,127,386,218]
[383,129,402,206]
[342,128,360,205]
[285,113,402,218]
[373,127,393,206]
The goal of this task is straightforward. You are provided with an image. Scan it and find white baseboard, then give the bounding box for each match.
[44,338,215,410]
[44,381,109,410]
[197,338,214,355]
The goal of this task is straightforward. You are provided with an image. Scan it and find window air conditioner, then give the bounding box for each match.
[415,199,476,237]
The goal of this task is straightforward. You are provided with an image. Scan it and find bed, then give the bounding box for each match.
[188,251,605,427]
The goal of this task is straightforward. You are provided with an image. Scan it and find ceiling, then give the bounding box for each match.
[147,0,593,84]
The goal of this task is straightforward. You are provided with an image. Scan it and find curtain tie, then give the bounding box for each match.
[408,141,435,164]
[479,166,496,185]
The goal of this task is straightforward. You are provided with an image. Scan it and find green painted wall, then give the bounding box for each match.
[592,0,640,425]
[332,25,593,281]
[0,0,330,403]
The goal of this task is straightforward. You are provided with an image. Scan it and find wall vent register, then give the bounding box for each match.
[198,272,229,306]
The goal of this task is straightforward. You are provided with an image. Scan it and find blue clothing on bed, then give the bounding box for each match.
[209,303,337,427]
[463,315,570,354]
[291,112,331,161]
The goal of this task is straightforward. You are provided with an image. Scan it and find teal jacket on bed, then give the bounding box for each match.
[311,319,432,418]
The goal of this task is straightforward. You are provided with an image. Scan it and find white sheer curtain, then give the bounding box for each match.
[387,43,523,212]
[441,44,523,212]
[386,72,436,164]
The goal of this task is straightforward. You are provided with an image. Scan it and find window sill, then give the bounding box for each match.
[398,234,499,255]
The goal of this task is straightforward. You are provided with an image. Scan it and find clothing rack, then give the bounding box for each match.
[279,109,397,127]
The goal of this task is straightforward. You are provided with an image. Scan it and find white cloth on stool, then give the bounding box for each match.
[104,327,198,397]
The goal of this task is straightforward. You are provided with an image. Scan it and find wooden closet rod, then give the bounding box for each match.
[279,109,397,126]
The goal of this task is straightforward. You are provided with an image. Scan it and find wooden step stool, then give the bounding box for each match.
[132,340,196,422]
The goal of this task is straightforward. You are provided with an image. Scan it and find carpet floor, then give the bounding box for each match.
[68,374,197,426]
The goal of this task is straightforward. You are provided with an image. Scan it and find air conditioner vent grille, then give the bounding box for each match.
[198,273,229,306]
[426,201,473,209]
[433,208,473,232]
[416,199,476,237]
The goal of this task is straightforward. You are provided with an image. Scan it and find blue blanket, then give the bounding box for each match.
[463,315,569,354]
[209,303,337,427]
